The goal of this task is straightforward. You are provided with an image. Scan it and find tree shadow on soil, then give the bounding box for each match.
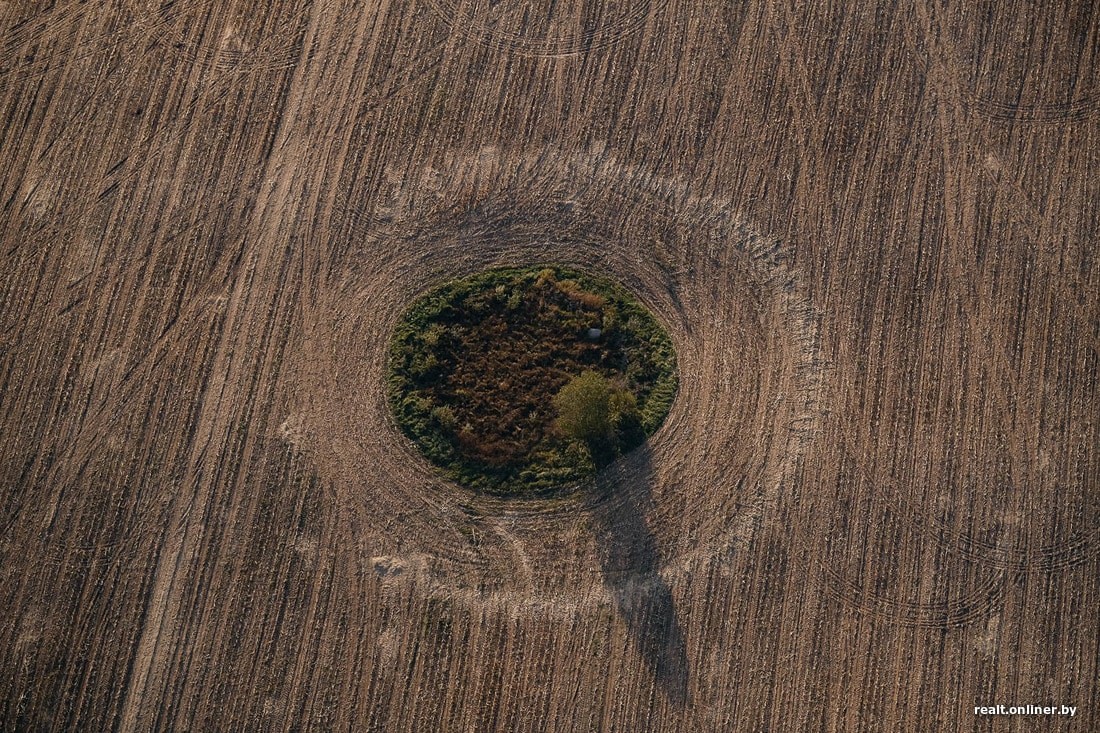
[588,445,689,705]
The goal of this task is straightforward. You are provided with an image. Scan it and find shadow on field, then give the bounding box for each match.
[590,446,689,705]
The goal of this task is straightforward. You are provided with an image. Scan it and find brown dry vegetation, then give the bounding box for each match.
[387,266,673,493]
[1,0,1098,731]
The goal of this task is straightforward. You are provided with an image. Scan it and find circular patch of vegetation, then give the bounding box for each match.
[387,266,679,496]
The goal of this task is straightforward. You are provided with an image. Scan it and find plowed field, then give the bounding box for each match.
[1,0,1097,731]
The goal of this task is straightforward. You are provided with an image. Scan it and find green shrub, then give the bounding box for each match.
[430,405,457,432]
[553,371,614,446]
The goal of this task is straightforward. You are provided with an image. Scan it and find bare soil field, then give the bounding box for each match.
[1,0,1098,731]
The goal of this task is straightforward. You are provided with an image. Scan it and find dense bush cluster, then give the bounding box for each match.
[387,266,678,496]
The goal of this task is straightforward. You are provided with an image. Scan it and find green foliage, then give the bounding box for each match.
[609,388,642,433]
[386,265,679,496]
[554,371,647,467]
[430,405,457,432]
[554,371,614,445]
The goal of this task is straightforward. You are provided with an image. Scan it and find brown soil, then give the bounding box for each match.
[0,1,1097,731]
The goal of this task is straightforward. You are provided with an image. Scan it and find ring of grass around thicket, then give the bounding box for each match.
[387,266,679,496]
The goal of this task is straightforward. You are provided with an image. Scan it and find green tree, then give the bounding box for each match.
[553,371,613,446]
[553,372,644,466]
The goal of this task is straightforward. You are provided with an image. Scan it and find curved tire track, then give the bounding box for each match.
[821,563,1008,629]
[289,147,824,612]
[905,0,1100,123]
